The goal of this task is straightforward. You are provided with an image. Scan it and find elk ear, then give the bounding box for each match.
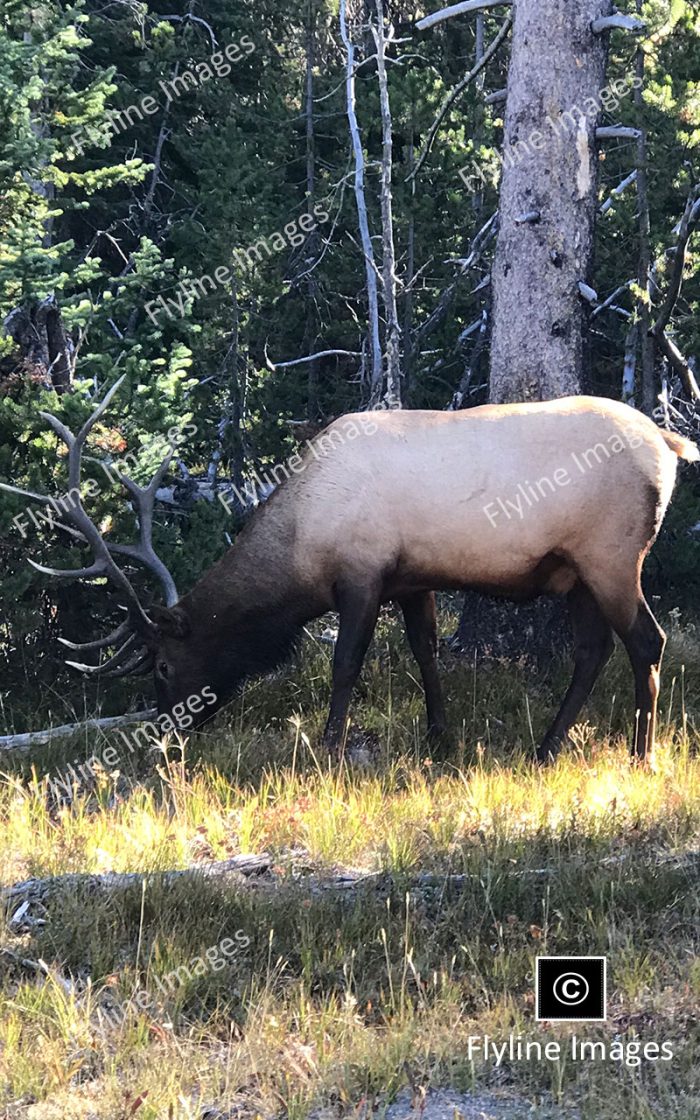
[151,605,190,640]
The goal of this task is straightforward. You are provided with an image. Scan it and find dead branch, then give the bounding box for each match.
[652,189,700,337]
[6,847,700,926]
[596,126,642,140]
[410,14,512,180]
[159,13,218,48]
[654,331,700,400]
[373,0,402,408]
[591,281,632,318]
[267,349,362,371]
[416,0,512,32]
[650,187,700,401]
[591,13,645,33]
[599,169,637,215]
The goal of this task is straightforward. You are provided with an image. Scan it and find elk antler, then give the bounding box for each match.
[0,375,179,676]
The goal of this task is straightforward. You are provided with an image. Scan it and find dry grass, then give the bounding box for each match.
[1,611,700,1118]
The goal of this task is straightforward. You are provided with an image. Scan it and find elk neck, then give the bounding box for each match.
[177,489,332,681]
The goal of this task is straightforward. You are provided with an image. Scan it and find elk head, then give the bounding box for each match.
[147,602,222,729]
[0,376,216,730]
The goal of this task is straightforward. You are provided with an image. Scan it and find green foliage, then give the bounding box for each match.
[0,0,698,720]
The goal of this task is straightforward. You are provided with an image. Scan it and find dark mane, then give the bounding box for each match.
[232,599,305,683]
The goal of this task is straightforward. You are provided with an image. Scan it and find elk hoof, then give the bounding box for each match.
[426,724,451,760]
[535,740,559,765]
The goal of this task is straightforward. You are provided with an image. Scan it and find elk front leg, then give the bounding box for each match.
[323,583,380,755]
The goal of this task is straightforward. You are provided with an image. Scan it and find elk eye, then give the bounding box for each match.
[157,660,169,679]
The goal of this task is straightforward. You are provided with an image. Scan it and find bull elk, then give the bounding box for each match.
[2,378,698,762]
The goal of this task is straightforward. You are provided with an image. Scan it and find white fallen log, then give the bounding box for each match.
[0,709,158,753]
[7,846,698,922]
[2,852,276,906]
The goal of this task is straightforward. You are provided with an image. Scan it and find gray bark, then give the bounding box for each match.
[599,169,637,215]
[591,13,645,33]
[402,113,416,398]
[373,0,402,408]
[489,0,612,403]
[622,321,637,402]
[633,0,655,414]
[455,0,612,655]
[339,0,383,400]
[304,0,321,419]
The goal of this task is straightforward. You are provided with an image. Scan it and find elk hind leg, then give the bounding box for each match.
[536,583,614,763]
[619,598,666,762]
[399,591,448,741]
[578,564,666,764]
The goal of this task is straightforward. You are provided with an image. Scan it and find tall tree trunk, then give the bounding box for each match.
[374,0,402,408]
[489,0,612,403]
[634,0,655,414]
[304,0,321,419]
[4,298,72,394]
[455,0,612,658]
[339,0,383,402]
[472,12,486,219]
[402,112,416,401]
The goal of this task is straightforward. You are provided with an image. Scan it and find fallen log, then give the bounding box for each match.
[0,709,158,754]
[3,851,274,904]
[7,846,699,933]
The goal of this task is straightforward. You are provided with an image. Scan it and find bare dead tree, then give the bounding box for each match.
[401,111,417,397]
[650,185,700,402]
[339,0,382,400]
[303,0,322,419]
[411,13,512,180]
[373,0,401,408]
[633,0,655,413]
[622,320,638,402]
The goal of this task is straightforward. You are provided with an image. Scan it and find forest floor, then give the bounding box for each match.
[1,609,700,1119]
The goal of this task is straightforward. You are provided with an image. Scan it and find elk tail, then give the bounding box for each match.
[660,430,700,462]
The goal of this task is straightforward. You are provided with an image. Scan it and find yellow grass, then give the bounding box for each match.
[1,619,699,1118]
